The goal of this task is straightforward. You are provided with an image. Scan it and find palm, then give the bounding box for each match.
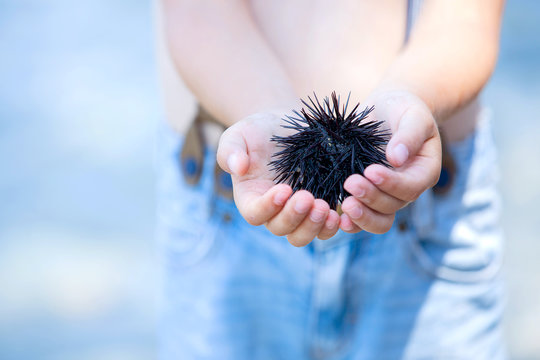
[218,111,341,244]
[228,114,292,200]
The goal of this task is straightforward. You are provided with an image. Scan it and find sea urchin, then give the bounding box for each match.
[269,92,391,210]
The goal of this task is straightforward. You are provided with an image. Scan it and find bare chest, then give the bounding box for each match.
[249,0,407,98]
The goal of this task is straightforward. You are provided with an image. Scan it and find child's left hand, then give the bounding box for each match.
[339,90,442,234]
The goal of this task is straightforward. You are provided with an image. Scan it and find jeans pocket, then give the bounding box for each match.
[404,230,503,284]
[156,129,219,268]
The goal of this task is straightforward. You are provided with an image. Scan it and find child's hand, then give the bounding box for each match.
[217,112,341,247]
[340,90,442,234]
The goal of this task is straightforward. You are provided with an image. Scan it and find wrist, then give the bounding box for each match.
[365,87,433,121]
[375,66,466,122]
[371,81,433,111]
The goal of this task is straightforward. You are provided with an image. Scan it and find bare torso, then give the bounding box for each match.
[157,0,479,143]
[250,0,406,99]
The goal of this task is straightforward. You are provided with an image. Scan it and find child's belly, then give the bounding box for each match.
[249,0,407,101]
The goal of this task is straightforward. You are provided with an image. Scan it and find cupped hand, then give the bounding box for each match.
[217,112,341,246]
[340,90,442,234]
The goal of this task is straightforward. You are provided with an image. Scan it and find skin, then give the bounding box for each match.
[162,0,505,246]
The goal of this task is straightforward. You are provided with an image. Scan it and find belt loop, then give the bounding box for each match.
[180,105,234,201]
[214,162,234,200]
[433,129,456,195]
[179,106,205,185]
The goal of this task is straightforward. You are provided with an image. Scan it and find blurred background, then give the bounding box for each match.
[0,0,539,359]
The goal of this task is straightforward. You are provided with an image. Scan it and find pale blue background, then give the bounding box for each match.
[1,1,539,359]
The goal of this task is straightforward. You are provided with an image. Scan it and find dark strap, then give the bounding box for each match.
[179,106,233,200]
[405,0,424,44]
[179,108,205,185]
[405,0,414,44]
[433,132,456,195]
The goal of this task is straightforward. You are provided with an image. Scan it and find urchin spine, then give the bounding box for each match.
[268,92,390,210]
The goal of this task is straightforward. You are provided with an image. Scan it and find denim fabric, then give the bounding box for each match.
[156,110,506,360]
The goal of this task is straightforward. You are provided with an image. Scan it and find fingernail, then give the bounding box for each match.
[294,200,311,214]
[341,217,353,231]
[345,177,365,197]
[273,191,289,206]
[227,153,239,174]
[371,175,383,185]
[310,209,325,223]
[393,143,409,166]
[354,187,366,198]
[347,206,363,219]
[325,217,337,229]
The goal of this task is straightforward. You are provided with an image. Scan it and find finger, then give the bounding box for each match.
[339,213,362,233]
[266,190,315,237]
[386,106,438,167]
[317,209,341,240]
[235,183,293,226]
[287,199,330,247]
[344,174,407,214]
[364,136,441,203]
[341,197,395,234]
[217,126,250,176]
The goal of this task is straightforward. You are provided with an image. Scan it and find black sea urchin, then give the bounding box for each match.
[269,92,391,210]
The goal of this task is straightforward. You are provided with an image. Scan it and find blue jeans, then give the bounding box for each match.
[156,110,506,359]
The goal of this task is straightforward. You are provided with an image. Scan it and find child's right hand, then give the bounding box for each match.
[217,112,341,247]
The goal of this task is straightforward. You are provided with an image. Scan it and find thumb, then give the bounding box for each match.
[217,126,250,176]
[386,106,436,168]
